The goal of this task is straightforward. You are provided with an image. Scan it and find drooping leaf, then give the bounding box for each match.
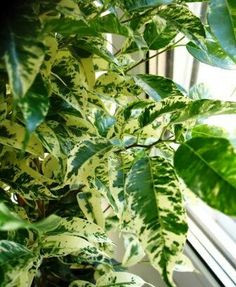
[174,137,236,215]
[134,74,185,101]
[4,36,44,99]
[144,16,178,50]
[208,0,236,62]
[122,0,173,11]
[18,74,49,133]
[125,156,188,286]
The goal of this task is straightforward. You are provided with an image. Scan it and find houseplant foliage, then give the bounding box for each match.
[0,0,236,286]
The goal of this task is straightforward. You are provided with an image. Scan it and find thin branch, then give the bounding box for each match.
[124,36,185,73]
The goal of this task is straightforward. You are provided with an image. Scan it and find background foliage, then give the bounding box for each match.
[0,0,236,286]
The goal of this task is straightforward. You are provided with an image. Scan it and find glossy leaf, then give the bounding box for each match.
[134,74,185,101]
[189,83,212,100]
[208,0,236,62]
[4,36,44,99]
[174,137,236,215]
[125,156,188,286]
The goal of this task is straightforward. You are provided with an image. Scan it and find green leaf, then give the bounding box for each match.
[208,0,236,62]
[92,13,132,36]
[44,18,97,37]
[125,156,188,286]
[0,203,29,231]
[123,0,173,11]
[187,39,236,69]
[4,36,44,99]
[144,16,178,50]
[18,74,49,133]
[191,124,228,138]
[158,4,205,42]
[134,74,185,101]
[174,137,236,215]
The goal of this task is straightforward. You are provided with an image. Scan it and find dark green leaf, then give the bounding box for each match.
[4,36,44,99]
[92,13,131,36]
[44,19,97,37]
[144,17,178,50]
[208,0,236,62]
[135,74,185,100]
[174,137,236,215]
[191,124,228,138]
[18,74,49,133]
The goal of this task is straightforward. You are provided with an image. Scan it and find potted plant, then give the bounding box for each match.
[1,0,236,286]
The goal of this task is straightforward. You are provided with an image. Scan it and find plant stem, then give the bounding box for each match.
[124,36,185,73]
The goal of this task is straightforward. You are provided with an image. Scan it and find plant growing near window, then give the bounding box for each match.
[1,0,236,286]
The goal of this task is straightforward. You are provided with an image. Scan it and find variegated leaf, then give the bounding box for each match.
[171,99,236,123]
[46,217,112,246]
[66,138,113,187]
[122,233,145,267]
[77,190,105,229]
[0,240,37,287]
[4,36,44,99]
[96,271,147,287]
[125,156,188,286]
[158,4,205,42]
[134,74,185,101]
[0,120,44,156]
